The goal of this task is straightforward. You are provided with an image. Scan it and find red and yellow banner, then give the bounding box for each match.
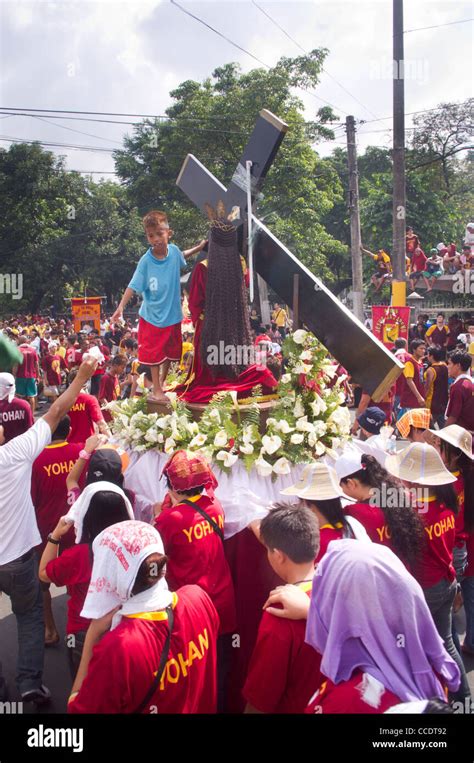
[372,305,411,349]
[71,297,101,333]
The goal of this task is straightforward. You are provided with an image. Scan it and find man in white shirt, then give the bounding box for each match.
[0,356,97,705]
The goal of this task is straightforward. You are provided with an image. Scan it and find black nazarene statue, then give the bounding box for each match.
[174,202,277,403]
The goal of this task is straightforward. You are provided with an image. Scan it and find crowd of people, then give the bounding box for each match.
[362,222,474,293]
[0,207,472,716]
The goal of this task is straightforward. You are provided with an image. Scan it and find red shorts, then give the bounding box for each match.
[137,318,182,365]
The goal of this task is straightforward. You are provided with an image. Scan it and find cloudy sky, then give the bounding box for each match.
[0,0,472,179]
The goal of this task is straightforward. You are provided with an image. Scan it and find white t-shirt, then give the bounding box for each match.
[0,418,51,564]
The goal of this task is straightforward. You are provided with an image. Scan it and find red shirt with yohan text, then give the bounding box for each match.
[243,581,322,714]
[155,495,236,634]
[31,440,83,548]
[412,497,456,589]
[68,585,219,714]
[67,392,105,444]
[0,397,33,442]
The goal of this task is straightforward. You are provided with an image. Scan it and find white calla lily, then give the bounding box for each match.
[216,450,238,467]
[214,430,228,447]
[272,457,291,475]
[290,433,304,445]
[292,329,308,344]
[293,398,305,418]
[300,350,313,362]
[239,442,254,455]
[255,456,273,477]
[274,419,294,434]
[164,437,176,454]
[261,434,282,455]
[189,433,207,448]
[208,408,221,423]
[280,373,292,384]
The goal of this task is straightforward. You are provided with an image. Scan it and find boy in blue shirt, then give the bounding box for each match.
[111,211,205,402]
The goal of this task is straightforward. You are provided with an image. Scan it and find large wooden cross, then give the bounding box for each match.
[176,110,402,399]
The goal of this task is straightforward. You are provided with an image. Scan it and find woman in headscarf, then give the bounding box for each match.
[67,520,219,714]
[264,541,460,713]
[39,482,134,677]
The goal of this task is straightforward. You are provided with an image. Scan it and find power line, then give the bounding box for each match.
[170,0,349,115]
[251,0,379,120]
[31,115,123,145]
[402,17,473,35]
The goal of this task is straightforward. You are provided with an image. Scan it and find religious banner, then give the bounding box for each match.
[372,305,411,349]
[71,297,101,333]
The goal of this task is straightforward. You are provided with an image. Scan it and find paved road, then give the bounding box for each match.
[1,579,473,713]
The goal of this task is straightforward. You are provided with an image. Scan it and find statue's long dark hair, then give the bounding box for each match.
[200,225,252,378]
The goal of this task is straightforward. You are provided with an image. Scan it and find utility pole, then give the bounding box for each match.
[345,115,364,322]
[392,0,406,306]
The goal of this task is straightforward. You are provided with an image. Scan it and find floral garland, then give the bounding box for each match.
[108,329,351,478]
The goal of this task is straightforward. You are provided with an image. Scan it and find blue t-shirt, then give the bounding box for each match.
[128,244,186,328]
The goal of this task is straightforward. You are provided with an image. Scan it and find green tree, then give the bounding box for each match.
[114,52,348,288]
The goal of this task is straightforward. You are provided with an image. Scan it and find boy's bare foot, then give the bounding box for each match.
[148,393,170,404]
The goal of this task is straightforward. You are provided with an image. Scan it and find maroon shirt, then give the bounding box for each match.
[0,397,33,441]
[446,376,474,433]
[99,372,120,423]
[42,353,67,386]
[16,345,38,378]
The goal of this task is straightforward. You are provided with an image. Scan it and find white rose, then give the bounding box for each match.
[239,442,254,455]
[292,329,308,344]
[189,433,207,448]
[214,430,228,447]
[272,457,291,475]
[262,434,282,455]
[296,416,313,432]
[290,433,304,444]
[328,406,351,432]
[164,437,176,454]
[300,350,313,362]
[274,419,294,434]
[280,373,292,384]
[216,450,238,468]
[255,456,273,477]
[313,420,327,437]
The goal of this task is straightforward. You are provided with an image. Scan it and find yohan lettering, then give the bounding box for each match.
[182,516,224,543]
[158,629,210,692]
[43,460,76,477]
[27,725,84,753]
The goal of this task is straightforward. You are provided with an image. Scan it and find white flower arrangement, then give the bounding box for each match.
[109,330,352,477]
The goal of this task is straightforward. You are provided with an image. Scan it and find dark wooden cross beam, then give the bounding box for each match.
[176,109,403,399]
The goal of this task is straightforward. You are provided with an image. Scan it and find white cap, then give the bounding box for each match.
[335,451,364,481]
[0,373,16,403]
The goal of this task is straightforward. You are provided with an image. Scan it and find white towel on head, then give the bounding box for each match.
[65,481,134,544]
[81,520,173,629]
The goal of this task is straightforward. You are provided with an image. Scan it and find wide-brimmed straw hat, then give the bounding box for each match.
[428,425,473,461]
[384,442,456,486]
[280,462,343,500]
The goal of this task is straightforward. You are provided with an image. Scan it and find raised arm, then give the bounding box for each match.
[43,357,97,435]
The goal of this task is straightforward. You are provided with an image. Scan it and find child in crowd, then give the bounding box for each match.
[99,355,127,422]
[111,211,206,403]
